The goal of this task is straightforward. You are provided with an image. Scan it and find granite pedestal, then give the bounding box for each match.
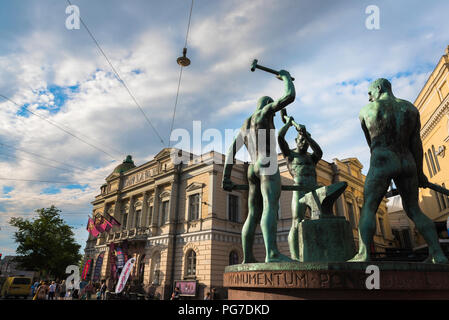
[224,262,449,300]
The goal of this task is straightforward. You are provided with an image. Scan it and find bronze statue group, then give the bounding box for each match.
[222,62,448,265]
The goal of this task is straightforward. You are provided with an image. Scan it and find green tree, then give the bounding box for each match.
[9,205,82,279]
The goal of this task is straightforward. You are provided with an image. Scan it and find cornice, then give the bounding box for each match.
[421,94,449,140]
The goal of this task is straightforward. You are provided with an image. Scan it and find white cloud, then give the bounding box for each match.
[2,0,449,256]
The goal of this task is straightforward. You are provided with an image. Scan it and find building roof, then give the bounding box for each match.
[112,155,136,174]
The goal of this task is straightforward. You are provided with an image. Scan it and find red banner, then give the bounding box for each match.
[94,214,112,233]
[86,218,100,238]
[81,259,92,280]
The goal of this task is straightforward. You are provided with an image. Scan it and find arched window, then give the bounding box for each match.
[428,148,437,175]
[346,201,357,229]
[185,250,197,277]
[424,152,433,177]
[229,251,239,265]
[432,145,440,172]
[150,252,161,285]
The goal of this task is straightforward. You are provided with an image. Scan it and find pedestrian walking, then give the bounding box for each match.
[48,281,56,300]
[59,280,66,300]
[100,280,107,300]
[34,281,48,300]
[84,281,94,300]
[170,287,180,300]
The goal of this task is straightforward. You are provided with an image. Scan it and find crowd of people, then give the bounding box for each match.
[31,279,107,300]
[29,279,218,300]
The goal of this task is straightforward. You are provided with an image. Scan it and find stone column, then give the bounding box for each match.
[208,170,216,217]
[168,179,178,224]
[129,196,136,229]
[125,197,132,229]
[141,192,149,229]
[151,185,160,234]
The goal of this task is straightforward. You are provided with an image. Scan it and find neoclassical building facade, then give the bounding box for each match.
[415,46,449,233]
[83,148,395,299]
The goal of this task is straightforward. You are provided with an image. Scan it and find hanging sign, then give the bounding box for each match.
[92,253,105,282]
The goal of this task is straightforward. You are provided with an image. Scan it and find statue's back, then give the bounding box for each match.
[363,98,418,154]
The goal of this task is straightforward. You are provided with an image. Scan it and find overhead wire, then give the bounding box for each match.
[0,94,118,161]
[168,0,194,147]
[66,0,165,146]
[0,177,87,184]
[0,142,112,179]
[0,141,86,171]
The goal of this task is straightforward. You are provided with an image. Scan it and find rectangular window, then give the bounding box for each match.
[378,217,385,237]
[346,202,356,229]
[189,194,200,221]
[161,201,169,225]
[135,210,141,228]
[228,194,239,222]
[122,213,128,229]
[148,206,153,225]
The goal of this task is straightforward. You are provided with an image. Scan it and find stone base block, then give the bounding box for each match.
[224,261,449,300]
[298,216,356,262]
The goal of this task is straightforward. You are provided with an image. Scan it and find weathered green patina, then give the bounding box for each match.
[349,78,448,264]
[225,261,449,273]
[222,69,295,263]
[278,114,349,261]
[113,155,136,174]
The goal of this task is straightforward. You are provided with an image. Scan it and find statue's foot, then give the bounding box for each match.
[242,256,257,264]
[423,254,449,264]
[266,253,293,263]
[347,253,370,262]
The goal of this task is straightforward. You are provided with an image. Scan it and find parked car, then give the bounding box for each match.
[1,276,32,299]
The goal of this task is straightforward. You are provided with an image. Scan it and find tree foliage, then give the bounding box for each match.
[9,205,82,279]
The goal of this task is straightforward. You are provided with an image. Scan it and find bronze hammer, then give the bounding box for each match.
[250,59,295,81]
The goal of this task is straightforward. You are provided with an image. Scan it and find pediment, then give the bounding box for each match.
[154,148,174,160]
[106,172,120,181]
[185,182,204,193]
[134,201,143,208]
[159,190,171,199]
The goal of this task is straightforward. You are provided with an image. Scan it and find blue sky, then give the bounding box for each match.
[1,0,449,257]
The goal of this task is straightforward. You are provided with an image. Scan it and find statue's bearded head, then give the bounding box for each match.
[295,132,309,153]
[257,96,274,110]
[368,78,392,102]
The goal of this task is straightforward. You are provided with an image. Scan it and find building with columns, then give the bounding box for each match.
[401,45,449,249]
[83,148,395,299]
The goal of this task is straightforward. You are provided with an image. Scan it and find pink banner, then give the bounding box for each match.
[86,218,99,238]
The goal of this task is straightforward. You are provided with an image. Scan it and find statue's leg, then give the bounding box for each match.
[394,176,448,264]
[288,191,306,261]
[260,172,292,263]
[349,170,390,262]
[241,167,262,263]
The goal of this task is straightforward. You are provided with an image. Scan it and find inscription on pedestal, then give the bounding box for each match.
[224,269,449,290]
[224,270,367,289]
